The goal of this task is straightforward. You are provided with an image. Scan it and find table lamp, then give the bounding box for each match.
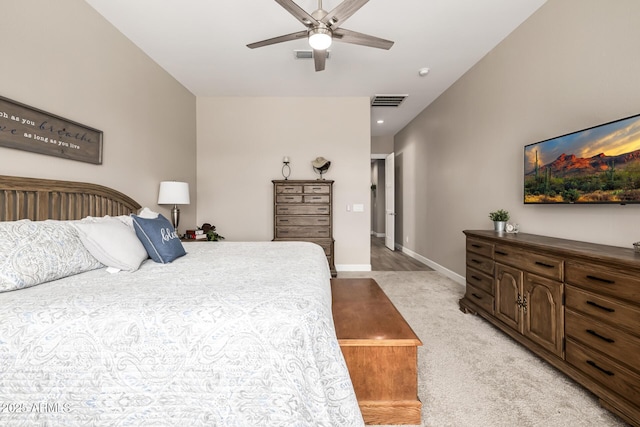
[157,181,190,234]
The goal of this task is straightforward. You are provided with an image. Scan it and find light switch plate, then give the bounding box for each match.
[353,204,364,212]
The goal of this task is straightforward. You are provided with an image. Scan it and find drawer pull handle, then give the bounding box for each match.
[285,196,295,199]
[312,187,322,190]
[471,259,481,264]
[280,208,289,211]
[586,300,615,313]
[471,275,482,282]
[471,293,482,300]
[586,329,615,343]
[471,244,482,248]
[495,250,508,256]
[586,275,615,284]
[534,261,554,268]
[586,360,614,376]
[312,197,321,200]
[279,219,289,222]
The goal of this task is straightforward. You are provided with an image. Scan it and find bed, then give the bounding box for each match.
[0,175,364,426]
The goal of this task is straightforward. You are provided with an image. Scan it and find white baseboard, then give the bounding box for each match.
[397,245,465,287]
[370,231,385,238]
[336,264,372,272]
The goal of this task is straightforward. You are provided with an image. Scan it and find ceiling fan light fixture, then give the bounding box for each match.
[308,27,332,50]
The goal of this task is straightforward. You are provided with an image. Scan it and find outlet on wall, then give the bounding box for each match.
[405,236,409,243]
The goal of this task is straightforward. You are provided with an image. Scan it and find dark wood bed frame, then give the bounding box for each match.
[0,175,141,221]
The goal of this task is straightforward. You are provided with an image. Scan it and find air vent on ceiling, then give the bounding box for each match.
[371,94,408,107]
[294,50,331,60]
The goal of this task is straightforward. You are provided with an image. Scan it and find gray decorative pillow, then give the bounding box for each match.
[74,218,149,271]
[0,220,103,292]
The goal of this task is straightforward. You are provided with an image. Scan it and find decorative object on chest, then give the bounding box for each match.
[282,156,291,180]
[273,180,336,277]
[311,157,331,180]
[460,230,640,426]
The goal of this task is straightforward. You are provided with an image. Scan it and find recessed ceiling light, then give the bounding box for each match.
[418,67,430,77]
[377,120,384,124]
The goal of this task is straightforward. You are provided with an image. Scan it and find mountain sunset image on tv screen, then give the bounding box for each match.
[524,113,640,204]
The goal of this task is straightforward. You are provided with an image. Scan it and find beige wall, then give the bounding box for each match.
[395,0,640,280]
[196,97,371,270]
[0,0,197,226]
[371,135,394,155]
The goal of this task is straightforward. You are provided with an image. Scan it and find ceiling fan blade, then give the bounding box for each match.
[322,0,369,28]
[333,28,394,50]
[275,0,319,27]
[313,49,326,72]
[247,30,308,49]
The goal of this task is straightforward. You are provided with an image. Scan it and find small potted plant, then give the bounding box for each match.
[489,209,510,232]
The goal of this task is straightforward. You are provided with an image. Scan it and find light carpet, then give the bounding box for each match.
[337,271,628,427]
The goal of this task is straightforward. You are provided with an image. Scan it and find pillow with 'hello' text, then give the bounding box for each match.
[131,214,186,264]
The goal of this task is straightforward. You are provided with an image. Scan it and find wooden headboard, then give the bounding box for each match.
[0,175,141,221]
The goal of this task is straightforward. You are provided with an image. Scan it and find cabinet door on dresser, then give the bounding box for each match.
[522,273,564,357]
[495,263,523,332]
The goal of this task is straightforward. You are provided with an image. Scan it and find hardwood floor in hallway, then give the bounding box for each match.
[370,236,433,271]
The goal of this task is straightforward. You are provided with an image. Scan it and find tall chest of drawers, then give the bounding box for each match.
[460,230,640,426]
[273,180,336,277]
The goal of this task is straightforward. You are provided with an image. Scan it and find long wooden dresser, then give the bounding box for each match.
[273,180,336,276]
[459,230,640,426]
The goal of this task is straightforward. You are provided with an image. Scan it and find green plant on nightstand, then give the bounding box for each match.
[200,223,225,241]
[489,209,510,232]
[206,226,225,241]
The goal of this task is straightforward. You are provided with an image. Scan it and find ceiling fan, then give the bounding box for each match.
[247,0,394,72]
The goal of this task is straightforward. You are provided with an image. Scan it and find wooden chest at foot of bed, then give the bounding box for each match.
[331,278,423,425]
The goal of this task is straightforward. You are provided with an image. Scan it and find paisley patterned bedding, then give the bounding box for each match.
[0,241,363,426]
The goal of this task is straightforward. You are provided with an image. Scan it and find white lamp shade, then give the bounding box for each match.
[157,181,190,205]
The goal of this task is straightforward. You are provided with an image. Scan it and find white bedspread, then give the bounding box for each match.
[0,242,363,426]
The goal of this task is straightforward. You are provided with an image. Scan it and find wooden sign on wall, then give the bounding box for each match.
[0,96,103,164]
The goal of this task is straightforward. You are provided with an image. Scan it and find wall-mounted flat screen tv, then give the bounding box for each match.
[524,113,640,204]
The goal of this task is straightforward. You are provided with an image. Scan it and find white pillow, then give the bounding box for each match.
[74,218,148,271]
[137,207,159,219]
[0,219,103,292]
[80,215,134,229]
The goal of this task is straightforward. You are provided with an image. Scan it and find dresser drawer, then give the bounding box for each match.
[565,284,640,336]
[304,195,330,203]
[566,338,640,407]
[276,195,302,203]
[494,245,563,281]
[276,184,302,194]
[276,226,330,238]
[566,261,640,304]
[276,216,330,226]
[465,283,494,314]
[466,238,494,258]
[304,184,330,194]
[276,205,330,215]
[466,266,494,295]
[565,309,640,373]
[466,252,494,275]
